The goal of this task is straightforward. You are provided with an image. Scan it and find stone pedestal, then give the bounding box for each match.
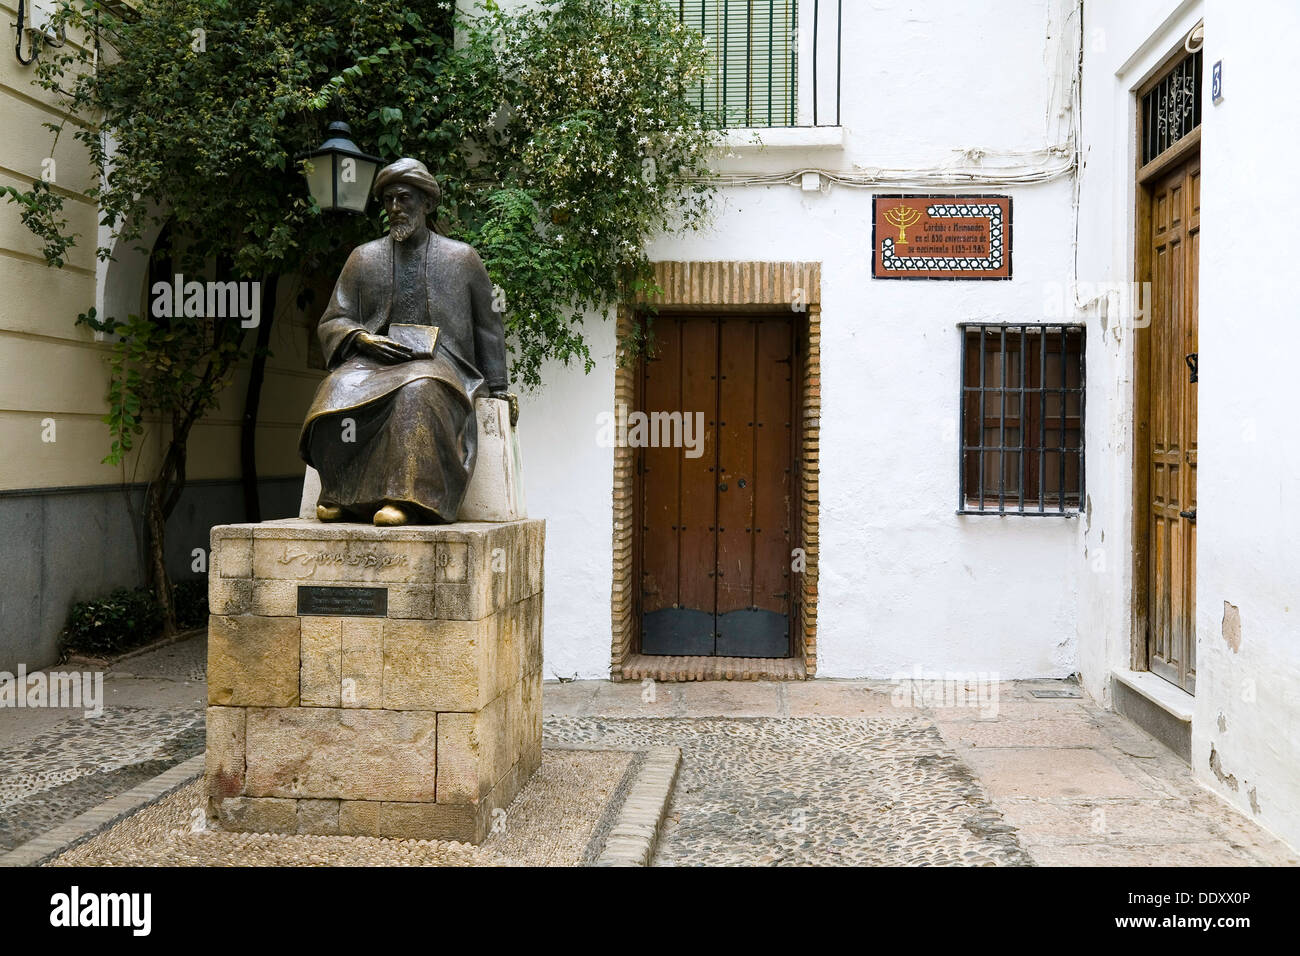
[204,517,544,844]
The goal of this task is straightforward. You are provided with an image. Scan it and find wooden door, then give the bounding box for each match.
[639,315,795,658]
[1145,155,1199,693]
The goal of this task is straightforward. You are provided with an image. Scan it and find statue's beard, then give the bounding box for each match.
[390,218,418,242]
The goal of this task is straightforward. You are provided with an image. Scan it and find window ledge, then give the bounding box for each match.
[1111,668,1194,723]
[720,126,845,151]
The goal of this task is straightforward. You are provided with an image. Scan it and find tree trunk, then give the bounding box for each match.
[144,474,176,636]
[148,391,206,636]
[240,275,278,522]
[145,426,185,637]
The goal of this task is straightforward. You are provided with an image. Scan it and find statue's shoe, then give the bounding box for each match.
[373,505,409,527]
[316,504,346,522]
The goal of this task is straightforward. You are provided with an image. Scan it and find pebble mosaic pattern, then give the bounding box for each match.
[545,716,1035,866]
[48,749,637,867]
[0,709,204,852]
[0,637,208,853]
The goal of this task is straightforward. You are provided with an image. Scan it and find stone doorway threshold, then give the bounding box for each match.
[619,653,807,682]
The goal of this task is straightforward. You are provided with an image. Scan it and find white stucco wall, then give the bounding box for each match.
[1073,0,1209,708]
[1076,0,1300,850]
[1192,0,1300,851]
[515,0,1089,680]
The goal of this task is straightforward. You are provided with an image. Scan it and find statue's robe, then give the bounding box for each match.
[299,232,507,522]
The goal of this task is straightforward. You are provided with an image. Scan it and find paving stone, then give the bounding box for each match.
[584,679,681,717]
[995,798,1222,845]
[928,699,1093,722]
[676,681,784,717]
[936,716,1112,749]
[1026,840,1261,867]
[959,748,1155,800]
[541,681,600,716]
[784,680,905,717]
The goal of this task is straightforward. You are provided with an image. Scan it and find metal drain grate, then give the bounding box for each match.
[1027,687,1082,699]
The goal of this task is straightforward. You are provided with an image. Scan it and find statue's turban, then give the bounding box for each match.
[372,158,441,204]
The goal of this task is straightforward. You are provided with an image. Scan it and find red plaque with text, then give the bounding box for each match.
[872,195,1012,280]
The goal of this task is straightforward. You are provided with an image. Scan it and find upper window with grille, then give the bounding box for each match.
[676,1,799,128]
[1141,49,1202,167]
[959,324,1085,515]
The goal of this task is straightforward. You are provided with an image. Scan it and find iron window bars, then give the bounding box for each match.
[676,0,842,128]
[1141,48,1202,166]
[959,323,1086,516]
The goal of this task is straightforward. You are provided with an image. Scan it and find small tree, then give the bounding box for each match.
[5,0,718,632]
[74,304,245,630]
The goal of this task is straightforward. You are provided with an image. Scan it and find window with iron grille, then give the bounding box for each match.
[959,324,1085,515]
[1141,49,1202,166]
[676,1,799,128]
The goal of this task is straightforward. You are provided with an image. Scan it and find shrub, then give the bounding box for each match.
[61,587,164,658]
[173,578,210,631]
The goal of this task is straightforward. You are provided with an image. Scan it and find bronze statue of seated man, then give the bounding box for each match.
[298,157,513,527]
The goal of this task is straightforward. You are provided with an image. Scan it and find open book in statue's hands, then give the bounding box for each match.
[385,323,440,360]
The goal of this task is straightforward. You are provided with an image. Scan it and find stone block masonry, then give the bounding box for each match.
[204,517,544,844]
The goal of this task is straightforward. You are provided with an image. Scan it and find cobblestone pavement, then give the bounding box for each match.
[0,636,206,852]
[2,632,1295,865]
[546,715,1032,865]
[47,749,639,867]
[546,679,1298,866]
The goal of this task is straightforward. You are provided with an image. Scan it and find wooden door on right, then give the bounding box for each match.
[1146,154,1200,693]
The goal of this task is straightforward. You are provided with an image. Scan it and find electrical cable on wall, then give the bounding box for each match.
[13,0,68,65]
[692,0,1083,193]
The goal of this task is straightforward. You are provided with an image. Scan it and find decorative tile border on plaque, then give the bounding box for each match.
[872,195,1013,280]
[610,261,821,681]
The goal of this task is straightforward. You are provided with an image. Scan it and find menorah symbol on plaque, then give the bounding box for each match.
[884,205,923,244]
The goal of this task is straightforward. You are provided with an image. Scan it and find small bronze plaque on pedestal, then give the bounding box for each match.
[297,585,388,617]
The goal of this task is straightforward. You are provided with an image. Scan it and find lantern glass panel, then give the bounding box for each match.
[336,156,377,213]
[304,156,335,209]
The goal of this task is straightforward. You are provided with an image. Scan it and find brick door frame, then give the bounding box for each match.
[610,261,821,681]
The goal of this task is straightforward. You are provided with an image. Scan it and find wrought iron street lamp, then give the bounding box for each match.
[302,121,382,214]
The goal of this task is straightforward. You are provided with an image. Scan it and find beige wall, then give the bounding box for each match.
[1,8,322,493]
